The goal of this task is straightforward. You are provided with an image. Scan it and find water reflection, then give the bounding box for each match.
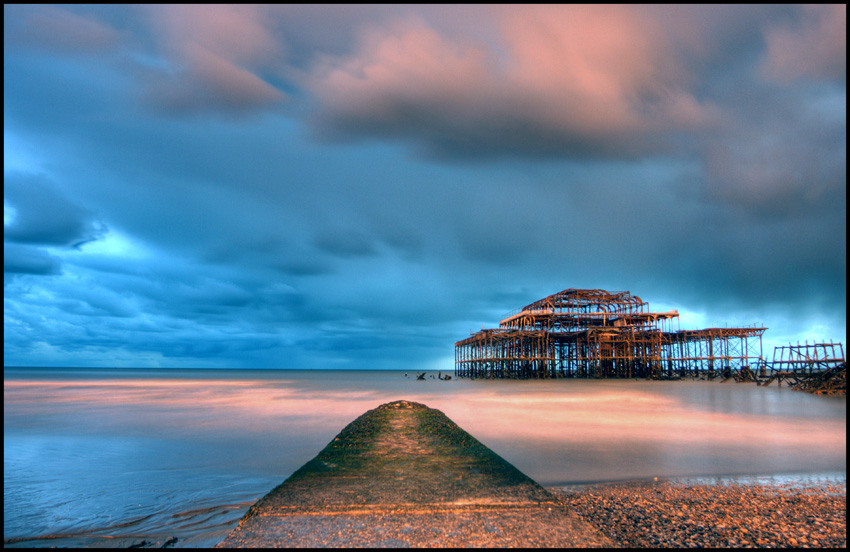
[4,369,845,546]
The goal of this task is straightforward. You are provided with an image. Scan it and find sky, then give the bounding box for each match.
[4,4,846,370]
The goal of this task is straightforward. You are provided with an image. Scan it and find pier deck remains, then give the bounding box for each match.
[217,400,612,548]
[456,288,767,379]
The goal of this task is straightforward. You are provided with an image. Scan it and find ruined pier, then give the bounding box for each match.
[455,288,767,379]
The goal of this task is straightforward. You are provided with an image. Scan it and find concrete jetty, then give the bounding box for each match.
[217,400,612,547]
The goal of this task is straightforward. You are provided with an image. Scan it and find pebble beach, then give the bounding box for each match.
[556,478,846,548]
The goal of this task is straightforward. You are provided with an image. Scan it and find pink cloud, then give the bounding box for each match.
[6,5,124,53]
[140,4,286,114]
[763,4,846,83]
[312,20,496,126]
[147,4,281,67]
[495,5,710,133]
[307,5,716,157]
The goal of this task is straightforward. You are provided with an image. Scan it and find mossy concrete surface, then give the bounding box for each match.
[217,400,612,548]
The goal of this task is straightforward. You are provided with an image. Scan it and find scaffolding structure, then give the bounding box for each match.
[771,342,845,374]
[455,288,767,379]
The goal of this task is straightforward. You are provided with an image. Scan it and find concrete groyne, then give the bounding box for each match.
[217,400,612,547]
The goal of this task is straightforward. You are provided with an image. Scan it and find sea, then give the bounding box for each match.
[4,367,846,547]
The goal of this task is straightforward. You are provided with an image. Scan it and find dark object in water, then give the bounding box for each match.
[416,372,426,380]
[762,364,846,396]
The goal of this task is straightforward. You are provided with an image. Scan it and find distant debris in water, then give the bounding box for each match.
[779,364,845,396]
[410,372,452,381]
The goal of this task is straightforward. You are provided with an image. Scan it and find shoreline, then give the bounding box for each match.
[555,476,846,548]
[553,470,847,491]
[5,474,846,548]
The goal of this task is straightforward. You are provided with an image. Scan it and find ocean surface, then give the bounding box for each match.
[4,367,846,547]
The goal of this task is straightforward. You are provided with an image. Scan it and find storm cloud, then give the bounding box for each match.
[4,172,107,247]
[4,4,845,369]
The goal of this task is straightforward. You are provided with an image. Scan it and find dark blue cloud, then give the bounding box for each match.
[4,172,107,248]
[4,243,62,276]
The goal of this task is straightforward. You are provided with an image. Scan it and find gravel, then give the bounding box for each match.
[555,478,846,548]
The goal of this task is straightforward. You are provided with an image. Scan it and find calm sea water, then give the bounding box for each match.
[4,368,846,547]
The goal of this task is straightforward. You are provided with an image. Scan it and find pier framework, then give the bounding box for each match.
[454,289,766,379]
[770,342,845,374]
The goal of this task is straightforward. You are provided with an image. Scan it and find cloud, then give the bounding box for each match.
[307,5,716,160]
[4,4,289,117]
[137,4,286,115]
[139,44,286,115]
[314,230,379,259]
[762,4,847,83]
[4,5,124,54]
[699,87,846,219]
[4,172,106,248]
[4,243,61,276]
[2,5,845,369]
